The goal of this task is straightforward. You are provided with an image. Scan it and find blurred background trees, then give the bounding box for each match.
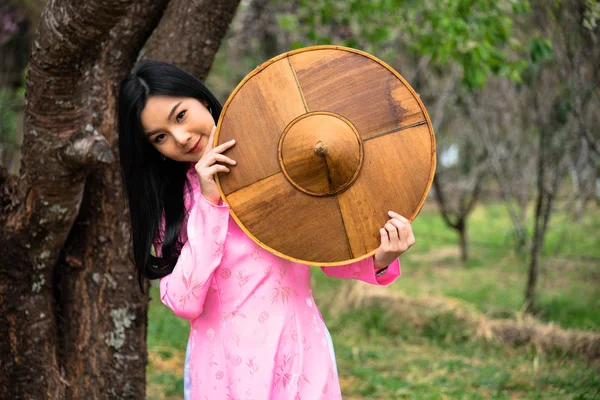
[212,0,599,310]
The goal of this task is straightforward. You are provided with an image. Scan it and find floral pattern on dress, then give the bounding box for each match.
[159,164,402,399]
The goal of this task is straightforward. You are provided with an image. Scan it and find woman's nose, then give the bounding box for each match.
[172,128,191,146]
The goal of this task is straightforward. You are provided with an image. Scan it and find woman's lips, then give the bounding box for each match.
[187,138,202,154]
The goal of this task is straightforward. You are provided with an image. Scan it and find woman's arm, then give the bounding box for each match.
[159,189,229,320]
[320,256,401,286]
[321,211,413,286]
[159,127,236,320]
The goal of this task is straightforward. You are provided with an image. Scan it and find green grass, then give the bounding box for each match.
[397,202,600,331]
[146,201,600,399]
[147,284,187,400]
[147,285,189,350]
[320,292,600,399]
[333,334,598,399]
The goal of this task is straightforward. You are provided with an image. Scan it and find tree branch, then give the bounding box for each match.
[465,94,530,247]
[432,175,459,229]
[31,0,132,68]
[54,0,170,397]
[59,133,114,169]
[142,0,241,80]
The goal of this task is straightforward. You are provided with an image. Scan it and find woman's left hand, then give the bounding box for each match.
[373,211,416,270]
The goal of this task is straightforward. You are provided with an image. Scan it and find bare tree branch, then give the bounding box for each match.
[465,94,530,247]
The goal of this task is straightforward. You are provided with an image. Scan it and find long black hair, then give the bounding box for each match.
[118,60,222,290]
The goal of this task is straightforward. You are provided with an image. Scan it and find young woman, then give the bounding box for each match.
[118,60,415,400]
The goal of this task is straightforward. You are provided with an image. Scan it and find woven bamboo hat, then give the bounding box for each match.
[215,45,436,266]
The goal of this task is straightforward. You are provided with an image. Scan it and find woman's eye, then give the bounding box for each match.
[176,110,186,123]
[154,133,166,143]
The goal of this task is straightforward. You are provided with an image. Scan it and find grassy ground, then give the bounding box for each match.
[399,202,600,331]
[146,201,599,399]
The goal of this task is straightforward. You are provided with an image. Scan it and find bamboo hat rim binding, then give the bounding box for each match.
[214,45,436,267]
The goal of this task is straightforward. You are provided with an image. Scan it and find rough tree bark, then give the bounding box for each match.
[143,0,241,80]
[0,1,136,397]
[0,0,240,398]
[54,1,170,397]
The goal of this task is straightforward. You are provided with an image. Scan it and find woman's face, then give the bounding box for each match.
[140,95,214,162]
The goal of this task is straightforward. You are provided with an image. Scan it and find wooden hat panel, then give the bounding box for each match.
[337,123,435,257]
[226,173,351,263]
[288,49,425,140]
[216,46,436,266]
[218,58,306,196]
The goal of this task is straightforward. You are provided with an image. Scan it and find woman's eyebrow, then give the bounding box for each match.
[145,101,183,137]
[167,101,182,121]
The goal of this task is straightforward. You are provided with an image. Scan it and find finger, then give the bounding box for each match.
[213,153,237,166]
[202,126,217,158]
[407,234,416,247]
[206,164,230,175]
[407,225,416,246]
[211,138,236,155]
[388,218,407,238]
[384,222,399,240]
[202,153,236,167]
[388,211,409,223]
[379,228,390,247]
[200,144,236,169]
[388,219,408,249]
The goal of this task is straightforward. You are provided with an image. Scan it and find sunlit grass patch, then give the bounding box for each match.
[146,345,186,400]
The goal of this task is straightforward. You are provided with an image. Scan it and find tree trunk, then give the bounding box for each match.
[525,221,542,312]
[426,71,483,264]
[0,1,134,397]
[55,1,169,397]
[524,120,548,313]
[432,166,481,264]
[458,220,468,263]
[143,0,241,80]
[0,0,240,397]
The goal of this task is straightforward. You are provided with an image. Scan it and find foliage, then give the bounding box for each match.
[275,0,537,89]
[0,86,23,150]
[583,0,600,30]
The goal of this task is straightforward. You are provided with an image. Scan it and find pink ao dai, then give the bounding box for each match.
[158,166,401,399]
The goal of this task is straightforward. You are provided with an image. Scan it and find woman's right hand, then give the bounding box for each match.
[195,126,237,205]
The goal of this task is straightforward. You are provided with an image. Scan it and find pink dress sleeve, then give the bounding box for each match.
[320,256,401,286]
[158,180,229,320]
